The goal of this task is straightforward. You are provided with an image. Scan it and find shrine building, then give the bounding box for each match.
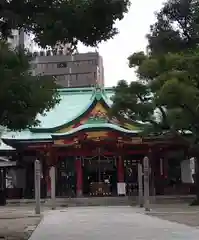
[1,87,193,199]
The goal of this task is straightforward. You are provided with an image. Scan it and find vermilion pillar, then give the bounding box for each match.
[117,156,124,182]
[163,158,168,179]
[46,167,51,197]
[75,157,83,197]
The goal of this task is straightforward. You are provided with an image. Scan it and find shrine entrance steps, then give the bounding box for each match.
[44,196,134,207]
[5,195,195,207]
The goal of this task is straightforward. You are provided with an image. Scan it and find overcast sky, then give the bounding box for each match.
[78,0,165,87]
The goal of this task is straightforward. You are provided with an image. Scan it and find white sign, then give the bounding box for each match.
[181,158,195,183]
[117,182,126,195]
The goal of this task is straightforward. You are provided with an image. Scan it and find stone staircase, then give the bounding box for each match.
[44,196,135,207]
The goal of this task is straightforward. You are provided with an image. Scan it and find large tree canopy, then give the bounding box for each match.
[0,0,130,130]
[113,0,199,137]
[147,0,199,55]
[1,0,130,47]
[0,41,60,130]
[112,0,199,202]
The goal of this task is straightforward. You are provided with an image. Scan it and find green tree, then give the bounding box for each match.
[0,0,130,130]
[147,0,199,55]
[0,41,60,130]
[1,0,130,48]
[112,0,199,203]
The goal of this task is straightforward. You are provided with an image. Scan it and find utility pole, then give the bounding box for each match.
[143,156,150,212]
[34,159,41,214]
[138,163,143,207]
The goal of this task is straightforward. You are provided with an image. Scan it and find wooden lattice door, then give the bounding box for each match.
[56,157,76,197]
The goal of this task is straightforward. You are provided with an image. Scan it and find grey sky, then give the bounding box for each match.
[79,0,165,87]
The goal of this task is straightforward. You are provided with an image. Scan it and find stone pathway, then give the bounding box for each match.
[30,206,199,240]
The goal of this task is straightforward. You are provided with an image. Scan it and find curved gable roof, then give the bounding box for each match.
[52,123,140,139]
[32,87,114,132]
[0,139,15,151]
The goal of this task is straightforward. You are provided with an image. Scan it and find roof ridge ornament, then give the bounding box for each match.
[90,83,104,101]
[95,86,102,100]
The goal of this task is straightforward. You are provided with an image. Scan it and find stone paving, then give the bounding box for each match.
[30,206,199,240]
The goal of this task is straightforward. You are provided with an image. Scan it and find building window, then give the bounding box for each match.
[88,59,97,65]
[38,63,43,69]
[31,63,37,69]
[94,71,96,80]
[74,61,80,66]
[57,62,67,68]
[46,63,52,69]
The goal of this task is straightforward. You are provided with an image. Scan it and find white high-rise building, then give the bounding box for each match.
[7,29,34,51]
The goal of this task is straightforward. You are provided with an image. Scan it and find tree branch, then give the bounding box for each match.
[180,103,199,132]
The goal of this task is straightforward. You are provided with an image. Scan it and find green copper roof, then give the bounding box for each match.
[34,87,114,130]
[0,127,15,150]
[2,123,139,143]
[0,139,15,150]
[1,87,117,142]
[2,130,51,141]
[52,123,140,138]
[1,87,143,144]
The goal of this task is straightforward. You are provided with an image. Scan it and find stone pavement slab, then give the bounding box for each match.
[146,203,199,227]
[30,206,199,240]
[149,203,199,212]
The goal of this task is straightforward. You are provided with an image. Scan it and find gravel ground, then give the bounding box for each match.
[0,217,41,240]
[0,206,44,240]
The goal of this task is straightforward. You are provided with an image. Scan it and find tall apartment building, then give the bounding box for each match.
[31,51,104,87]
